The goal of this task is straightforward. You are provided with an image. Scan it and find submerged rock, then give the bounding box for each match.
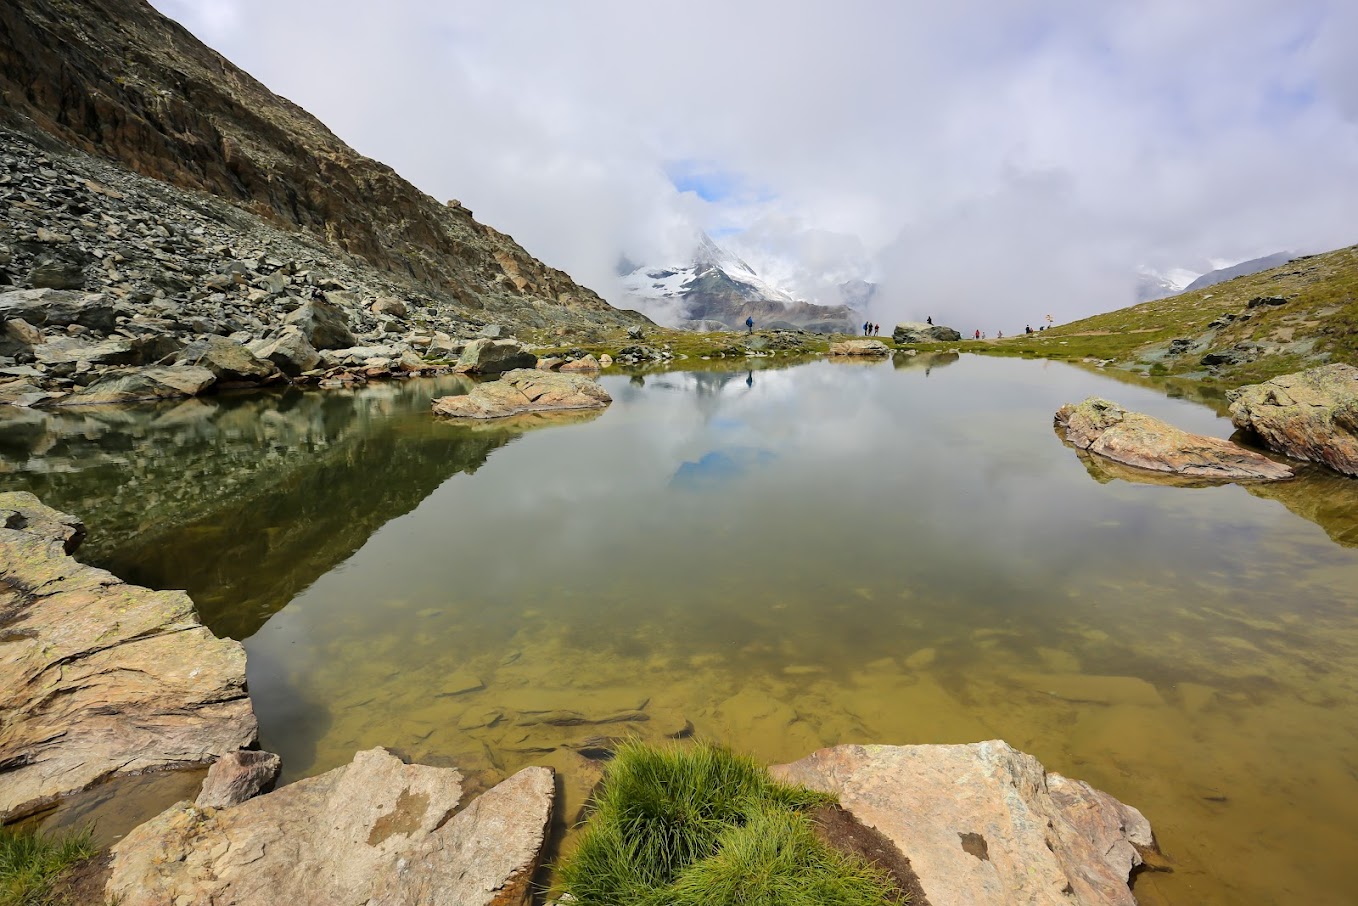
[1227,364,1358,476]
[1055,397,1293,481]
[433,369,611,419]
[107,748,554,906]
[893,321,963,343]
[0,493,256,822]
[772,741,1155,906]
[828,339,891,356]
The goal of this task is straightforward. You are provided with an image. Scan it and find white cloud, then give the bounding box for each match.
[150,0,1358,328]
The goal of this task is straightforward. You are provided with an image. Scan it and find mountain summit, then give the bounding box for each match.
[620,234,859,333]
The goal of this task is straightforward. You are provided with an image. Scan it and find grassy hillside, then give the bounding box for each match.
[972,243,1358,388]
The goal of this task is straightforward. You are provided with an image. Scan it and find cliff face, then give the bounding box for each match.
[0,0,637,326]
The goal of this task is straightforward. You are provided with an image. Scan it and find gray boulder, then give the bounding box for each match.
[772,741,1155,906]
[893,321,963,343]
[107,749,554,906]
[433,369,611,419]
[0,288,120,333]
[371,296,408,318]
[251,327,321,376]
[26,260,85,290]
[178,336,279,383]
[456,337,537,374]
[45,366,217,406]
[284,298,356,349]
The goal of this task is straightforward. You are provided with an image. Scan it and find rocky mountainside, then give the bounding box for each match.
[620,233,859,333]
[1184,251,1294,292]
[0,0,642,341]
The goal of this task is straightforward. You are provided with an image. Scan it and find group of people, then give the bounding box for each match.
[862,322,882,336]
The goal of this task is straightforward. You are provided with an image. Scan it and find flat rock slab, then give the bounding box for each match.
[829,339,891,356]
[1227,363,1358,477]
[772,741,1154,906]
[1056,397,1293,481]
[0,492,256,822]
[433,368,611,419]
[107,748,554,906]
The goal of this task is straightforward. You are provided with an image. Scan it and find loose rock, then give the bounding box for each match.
[455,337,538,374]
[195,750,282,809]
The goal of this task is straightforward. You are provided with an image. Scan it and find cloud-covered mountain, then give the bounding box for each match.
[619,234,861,332]
[1184,253,1296,292]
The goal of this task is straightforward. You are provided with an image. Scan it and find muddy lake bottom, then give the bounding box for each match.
[5,353,1358,904]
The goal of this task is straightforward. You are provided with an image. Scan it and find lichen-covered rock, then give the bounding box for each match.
[1055,397,1293,481]
[107,748,554,906]
[0,492,256,822]
[455,337,538,374]
[1227,364,1358,476]
[772,741,1155,906]
[433,369,611,420]
[829,339,891,356]
[893,321,963,343]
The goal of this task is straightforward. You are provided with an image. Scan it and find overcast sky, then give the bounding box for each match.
[152,0,1358,328]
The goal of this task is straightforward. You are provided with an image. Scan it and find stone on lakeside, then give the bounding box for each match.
[107,748,554,906]
[1227,363,1358,477]
[0,288,120,333]
[455,337,537,374]
[559,353,601,372]
[250,326,321,376]
[829,339,891,356]
[284,297,357,350]
[43,365,218,406]
[771,741,1155,906]
[177,335,279,383]
[0,492,256,822]
[1055,397,1293,481]
[433,368,611,420]
[893,321,964,343]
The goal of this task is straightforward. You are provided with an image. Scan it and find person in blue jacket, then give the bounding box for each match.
[746,316,754,334]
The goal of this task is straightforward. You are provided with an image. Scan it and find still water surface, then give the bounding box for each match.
[4,353,1358,904]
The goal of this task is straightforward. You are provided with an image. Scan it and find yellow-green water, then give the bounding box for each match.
[5,354,1358,904]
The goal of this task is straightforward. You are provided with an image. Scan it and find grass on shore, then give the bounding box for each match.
[0,826,95,906]
[556,740,901,906]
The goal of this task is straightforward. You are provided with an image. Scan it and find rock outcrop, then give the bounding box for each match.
[1055,397,1293,481]
[107,748,554,906]
[772,741,1155,906]
[433,369,611,420]
[829,339,891,356]
[893,322,963,343]
[1227,364,1358,476]
[0,492,256,822]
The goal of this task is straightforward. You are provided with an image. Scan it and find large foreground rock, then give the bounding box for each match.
[433,369,611,419]
[456,337,538,374]
[1055,397,1293,481]
[1227,363,1358,476]
[0,493,256,822]
[772,742,1154,906]
[894,321,963,343]
[829,339,891,356]
[107,748,554,906]
[41,365,217,406]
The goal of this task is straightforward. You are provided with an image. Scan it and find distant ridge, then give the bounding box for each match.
[1184,252,1295,292]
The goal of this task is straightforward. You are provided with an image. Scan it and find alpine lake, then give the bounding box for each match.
[4,351,1358,905]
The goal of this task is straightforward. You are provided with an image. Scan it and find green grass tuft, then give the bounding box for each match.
[0,826,96,906]
[557,740,899,906]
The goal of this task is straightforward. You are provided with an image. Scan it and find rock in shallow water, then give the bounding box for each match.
[433,368,611,419]
[1227,363,1358,477]
[107,748,554,906]
[1055,397,1293,481]
[829,339,891,356]
[771,741,1155,906]
[0,492,256,822]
